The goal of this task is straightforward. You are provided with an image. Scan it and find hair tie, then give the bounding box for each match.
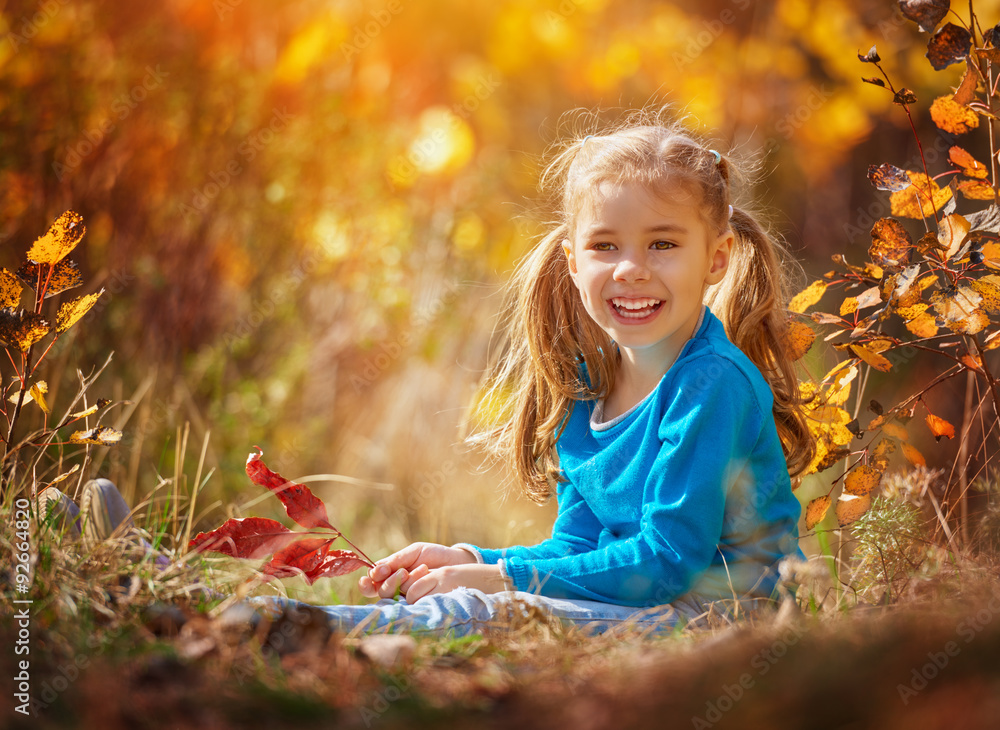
[728,204,734,219]
[582,135,594,146]
[709,149,722,165]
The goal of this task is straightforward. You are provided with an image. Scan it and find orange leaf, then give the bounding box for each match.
[844,464,883,497]
[881,421,910,441]
[983,242,1000,269]
[851,344,893,372]
[905,311,939,338]
[901,441,926,467]
[953,66,979,106]
[840,297,858,316]
[957,179,995,200]
[962,353,983,371]
[871,438,896,471]
[930,94,979,133]
[789,280,828,314]
[890,172,953,219]
[949,146,989,178]
[870,218,913,269]
[925,413,956,441]
[836,493,872,527]
[805,495,832,530]
[782,320,816,361]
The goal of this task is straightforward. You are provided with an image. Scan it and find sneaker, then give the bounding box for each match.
[80,478,135,548]
[35,487,81,538]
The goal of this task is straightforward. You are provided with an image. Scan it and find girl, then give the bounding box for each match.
[335,113,814,635]
[46,113,813,636]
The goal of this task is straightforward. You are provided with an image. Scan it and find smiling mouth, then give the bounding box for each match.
[610,297,664,319]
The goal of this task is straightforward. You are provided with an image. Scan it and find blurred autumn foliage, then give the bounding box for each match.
[3,0,997,559]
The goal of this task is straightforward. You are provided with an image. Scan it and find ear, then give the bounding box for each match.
[705,229,734,285]
[561,238,579,283]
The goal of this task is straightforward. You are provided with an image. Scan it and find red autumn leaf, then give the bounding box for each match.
[189,516,303,559]
[311,550,372,581]
[246,447,336,532]
[259,538,367,584]
[261,537,331,581]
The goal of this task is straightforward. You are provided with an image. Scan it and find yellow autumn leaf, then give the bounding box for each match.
[901,442,926,467]
[836,493,872,526]
[782,320,816,361]
[889,172,953,219]
[805,495,831,530]
[789,280,827,314]
[16,260,83,299]
[850,344,893,372]
[905,311,939,338]
[871,438,895,471]
[0,268,23,308]
[958,180,995,200]
[970,274,1000,314]
[26,211,86,265]
[8,380,48,412]
[881,421,910,441]
[47,463,81,487]
[840,296,858,316]
[0,310,50,352]
[29,381,50,415]
[844,464,883,497]
[56,289,104,333]
[69,398,112,419]
[69,426,123,446]
[823,362,858,407]
[930,95,980,135]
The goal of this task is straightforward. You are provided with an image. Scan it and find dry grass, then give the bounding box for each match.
[4,468,1000,729]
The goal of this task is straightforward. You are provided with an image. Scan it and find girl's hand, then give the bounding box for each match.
[358,542,479,599]
[397,563,512,603]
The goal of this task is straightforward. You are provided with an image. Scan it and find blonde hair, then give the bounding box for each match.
[471,111,814,503]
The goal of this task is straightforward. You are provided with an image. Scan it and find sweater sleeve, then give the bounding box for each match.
[475,476,605,565]
[494,362,766,607]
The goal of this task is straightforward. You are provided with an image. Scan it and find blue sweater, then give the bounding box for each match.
[470,309,804,607]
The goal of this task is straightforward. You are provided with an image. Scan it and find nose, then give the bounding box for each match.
[613,251,650,282]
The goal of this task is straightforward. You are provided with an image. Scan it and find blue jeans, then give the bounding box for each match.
[249,589,775,637]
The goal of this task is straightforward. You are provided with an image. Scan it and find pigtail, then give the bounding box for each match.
[705,207,815,479]
[471,224,616,503]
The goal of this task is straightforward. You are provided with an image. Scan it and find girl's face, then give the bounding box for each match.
[562,181,733,372]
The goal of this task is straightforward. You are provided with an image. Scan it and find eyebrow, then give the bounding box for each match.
[585,223,689,236]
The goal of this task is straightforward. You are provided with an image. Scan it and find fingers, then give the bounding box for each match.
[399,563,430,593]
[376,568,410,600]
[402,570,439,603]
[371,543,427,577]
[358,574,377,598]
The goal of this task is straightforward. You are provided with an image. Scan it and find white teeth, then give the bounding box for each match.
[610,297,662,319]
[612,297,660,310]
